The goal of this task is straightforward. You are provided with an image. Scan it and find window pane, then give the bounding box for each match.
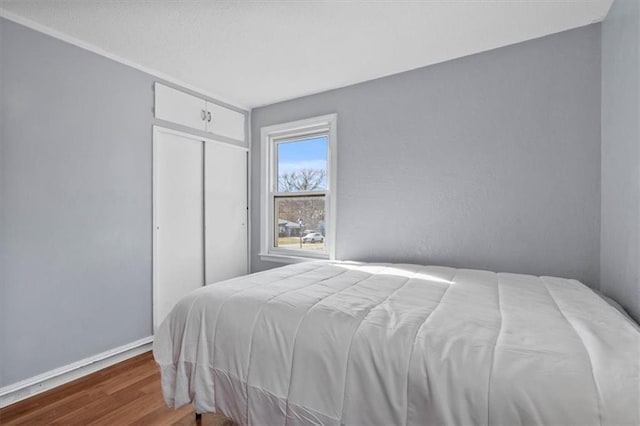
[277,136,327,192]
[274,196,326,251]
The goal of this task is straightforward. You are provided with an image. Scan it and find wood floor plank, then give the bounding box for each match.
[88,391,168,426]
[0,351,236,426]
[89,360,159,396]
[2,393,97,426]
[0,352,154,421]
[45,392,123,425]
[129,403,194,426]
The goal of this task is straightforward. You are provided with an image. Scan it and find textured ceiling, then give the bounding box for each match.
[0,0,613,109]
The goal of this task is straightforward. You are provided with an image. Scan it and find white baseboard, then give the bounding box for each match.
[0,336,154,408]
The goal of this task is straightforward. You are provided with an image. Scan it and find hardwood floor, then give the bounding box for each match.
[0,352,235,425]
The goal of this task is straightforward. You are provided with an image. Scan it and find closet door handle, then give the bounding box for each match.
[207,111,212,123]
[201,110,207,121]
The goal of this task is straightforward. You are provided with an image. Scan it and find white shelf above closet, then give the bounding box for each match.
[154,83,245,142]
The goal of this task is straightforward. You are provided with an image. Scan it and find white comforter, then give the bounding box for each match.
[153,262,640,426]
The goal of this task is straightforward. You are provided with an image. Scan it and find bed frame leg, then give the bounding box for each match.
[195,412,202,422]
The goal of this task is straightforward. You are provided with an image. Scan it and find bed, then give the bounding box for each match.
[153,261,640,425]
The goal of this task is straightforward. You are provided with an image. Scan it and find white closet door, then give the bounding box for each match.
[205,101,246,141]
[155,83,207,131]
[204,140,248,284]
[154,131,204,329]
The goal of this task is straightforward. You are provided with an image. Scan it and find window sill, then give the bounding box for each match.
[258,252,329,265]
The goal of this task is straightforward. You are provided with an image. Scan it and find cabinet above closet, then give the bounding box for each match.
[154,83,246,143]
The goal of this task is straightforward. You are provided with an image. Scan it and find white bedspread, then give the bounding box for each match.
[153,261,640,426]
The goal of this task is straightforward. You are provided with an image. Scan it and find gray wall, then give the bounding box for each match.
[251,25,602,287]
[0,17,155,386]
[0,11,612,389]
[601,0,640,322]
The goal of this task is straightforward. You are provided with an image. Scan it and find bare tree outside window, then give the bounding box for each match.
[278,168,327,192]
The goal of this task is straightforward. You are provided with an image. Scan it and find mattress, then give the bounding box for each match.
[153,261,640,426]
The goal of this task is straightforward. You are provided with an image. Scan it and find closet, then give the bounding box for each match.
[155,83,245,141]
[153,84,248,330]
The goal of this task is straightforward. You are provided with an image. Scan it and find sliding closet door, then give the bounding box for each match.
[204,140,248,284]
[154,130,204,329]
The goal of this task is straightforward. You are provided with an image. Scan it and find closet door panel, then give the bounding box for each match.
[155,83,207,131]
[204,141,248,284]
[154,131,204,329]
[205,101,245,142]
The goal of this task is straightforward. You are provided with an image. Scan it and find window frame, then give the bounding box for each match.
[259,114,337,263]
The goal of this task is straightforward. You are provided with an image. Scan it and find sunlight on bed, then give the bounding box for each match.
[334,262,454,284]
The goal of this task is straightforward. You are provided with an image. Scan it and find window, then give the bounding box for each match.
[260,114,337,262]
